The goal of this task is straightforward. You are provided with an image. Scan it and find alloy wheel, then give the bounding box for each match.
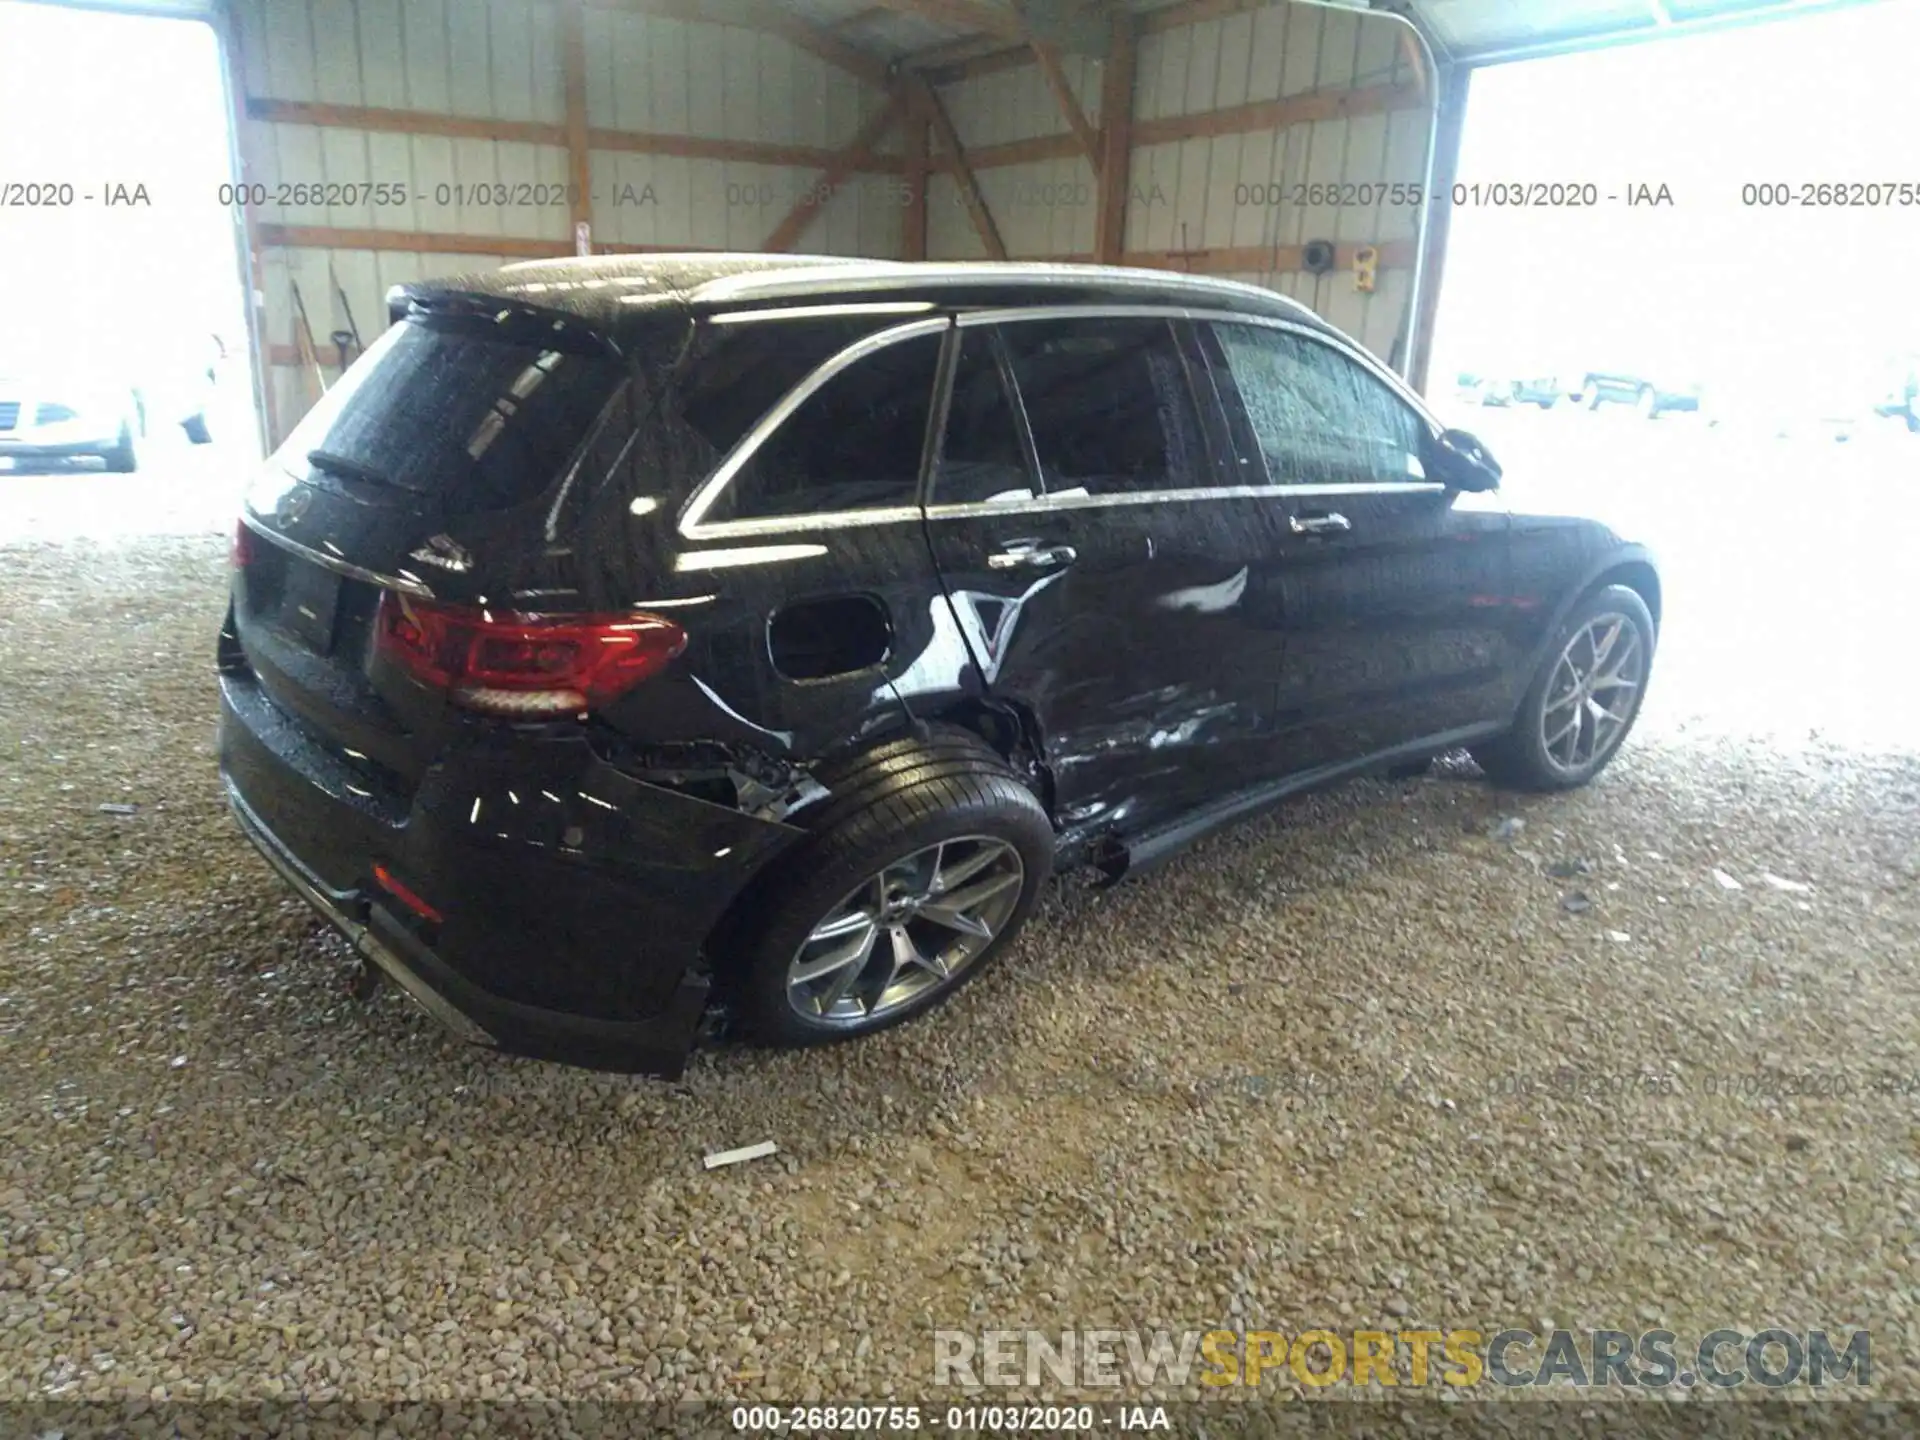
[1539,613,1644,776]
[786,836,1025,1026]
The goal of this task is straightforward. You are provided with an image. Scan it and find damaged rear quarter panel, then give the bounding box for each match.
[408,728,808,1014]
[552,319,983,775]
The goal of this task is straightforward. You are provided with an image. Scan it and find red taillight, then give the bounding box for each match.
[231,517,256,569]
[372,863,444,925]
[373,593,687,718]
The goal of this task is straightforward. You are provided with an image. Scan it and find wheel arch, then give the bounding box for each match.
[696,718,1052,998]
[1515,544,1663,702]
[1595,556,1661,633]
[797,695,1053,819]
[1477,549,1661,791]
[927,697,1054,817]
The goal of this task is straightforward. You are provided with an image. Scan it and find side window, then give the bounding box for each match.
[705,331,941,522]
[1000,317,1209,496]
[679,316,913,457]
[1210,322,1429,487]
[930,328,1037,506]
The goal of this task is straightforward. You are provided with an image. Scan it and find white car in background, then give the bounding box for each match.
[0,366,142,472]
[1454,371,1565,409]
[0,330,227,472]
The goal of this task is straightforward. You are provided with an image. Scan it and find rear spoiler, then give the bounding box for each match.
[382,284,623,358]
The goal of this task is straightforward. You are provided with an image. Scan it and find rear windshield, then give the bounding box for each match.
[272,313,625,513]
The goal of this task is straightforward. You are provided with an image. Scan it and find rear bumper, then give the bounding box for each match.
[226,780,504,1051]
[218,667,806,1076]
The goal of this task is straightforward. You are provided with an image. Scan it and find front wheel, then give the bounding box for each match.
[726,731,1054,1048]
[1473,584,1656,792]
[101,424,137,473]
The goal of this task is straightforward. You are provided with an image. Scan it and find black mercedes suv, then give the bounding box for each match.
[219,255,1661,1077]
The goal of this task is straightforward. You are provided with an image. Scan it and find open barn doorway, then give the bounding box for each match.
[0,2,259,543]
[1423,1,1920,748]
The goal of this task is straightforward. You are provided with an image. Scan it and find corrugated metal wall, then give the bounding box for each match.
[226,0,1435,444]
[1135,4,1428,362]
[227,0,897,444]
[931,55,1105,260]
[926,3,1433,365]
[578,8,899,255]
[233,0,540,438]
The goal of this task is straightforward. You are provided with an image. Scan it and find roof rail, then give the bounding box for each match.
[686,260,1319,320]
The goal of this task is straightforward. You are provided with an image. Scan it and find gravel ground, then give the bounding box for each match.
[3,470,1919,1418]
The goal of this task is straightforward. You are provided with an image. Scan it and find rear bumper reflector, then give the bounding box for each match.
[372,862,445,925]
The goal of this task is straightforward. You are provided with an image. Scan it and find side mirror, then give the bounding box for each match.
[1432,428,1502,492]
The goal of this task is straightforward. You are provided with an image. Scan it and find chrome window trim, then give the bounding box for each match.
[923,481,1447,522]
[708,301,938,325]
[683,504,928,539]
[686,479,1450,539]
[954,303,1198,326]
[678,316,951,540]
[676,302,1447,542]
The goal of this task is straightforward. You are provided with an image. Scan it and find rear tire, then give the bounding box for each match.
[1473,584,1655,792]
[101,424,137,473]
[724,730,1054,1048]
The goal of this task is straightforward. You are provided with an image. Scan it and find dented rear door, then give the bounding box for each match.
[920,315,1280,844]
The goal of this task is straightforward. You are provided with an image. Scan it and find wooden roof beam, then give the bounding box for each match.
[1093,10,1134,263]
[830,5,894,30]
[865,0,1111,53]
[763,97,906,251]
[584,0,893,87]
[1030,38,1100,170]
[861,0,1027,42]
[908,75,1008,260]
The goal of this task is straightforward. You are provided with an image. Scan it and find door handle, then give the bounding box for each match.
[987,542,1078,571]
[1288,511,1351,535]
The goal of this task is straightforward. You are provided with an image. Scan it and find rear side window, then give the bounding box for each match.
[1210,322,1428,486]
[999,317,1208,496]
[678,316,925,458]
[275,315,625,513]
[701,330,942,523]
